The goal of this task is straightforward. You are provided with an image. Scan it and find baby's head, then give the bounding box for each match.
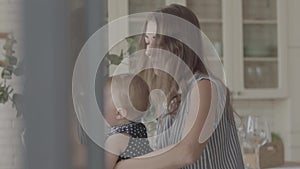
[103,74,150,127]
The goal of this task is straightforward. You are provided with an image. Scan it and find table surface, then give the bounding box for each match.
[282,162,300,166]
[270,162,300,168]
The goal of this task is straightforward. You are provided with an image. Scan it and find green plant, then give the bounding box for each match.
[271,132,281,141]
[105,36,139,66]
[0,33,23,117]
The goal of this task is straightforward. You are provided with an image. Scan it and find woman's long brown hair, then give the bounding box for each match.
[137,4,234,120]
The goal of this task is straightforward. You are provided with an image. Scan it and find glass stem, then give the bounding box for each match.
[255,146,261,169]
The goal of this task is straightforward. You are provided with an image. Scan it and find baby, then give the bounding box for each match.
[103,74,153,169]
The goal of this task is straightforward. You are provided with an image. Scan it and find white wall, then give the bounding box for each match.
[0,0,24,168]
[287,0,300,161]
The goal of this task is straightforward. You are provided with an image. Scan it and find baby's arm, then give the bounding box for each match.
[105,133,129,169]
[105,151,119,169]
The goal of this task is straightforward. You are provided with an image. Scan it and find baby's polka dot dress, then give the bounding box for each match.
[108,122,153,162]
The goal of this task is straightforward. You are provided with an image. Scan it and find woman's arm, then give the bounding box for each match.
[115,80,212,169]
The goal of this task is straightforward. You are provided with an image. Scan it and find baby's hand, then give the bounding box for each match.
[168,94,181,114]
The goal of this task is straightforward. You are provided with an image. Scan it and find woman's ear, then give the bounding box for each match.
[116,108,128,120]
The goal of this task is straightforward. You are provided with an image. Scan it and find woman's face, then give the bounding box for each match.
[144,20,157,57]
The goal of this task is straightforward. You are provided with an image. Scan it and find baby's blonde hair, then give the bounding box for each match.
[106,74,150,116]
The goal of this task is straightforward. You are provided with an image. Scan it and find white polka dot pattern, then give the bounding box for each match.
[108,122,153,161]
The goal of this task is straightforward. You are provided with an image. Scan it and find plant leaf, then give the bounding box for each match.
[12,93,23,117]
[1,68,12,79]
[8,56,18,65]
[119,49,124,59]
[106,54,123,65]
[13,61,25,76]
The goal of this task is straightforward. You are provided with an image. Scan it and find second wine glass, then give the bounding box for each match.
[244,115,270,169]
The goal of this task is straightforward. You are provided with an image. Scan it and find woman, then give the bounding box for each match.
[115,4,244,169]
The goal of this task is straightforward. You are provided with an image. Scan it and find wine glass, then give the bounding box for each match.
[236,115,252,169]
[244,115,270,169]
